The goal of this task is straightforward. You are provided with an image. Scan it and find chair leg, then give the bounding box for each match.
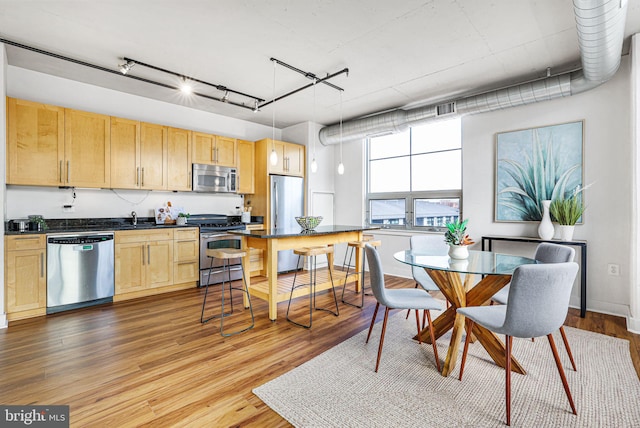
[547,333,577,415]
[366,302,380,344]
[559,326,577,371]
[286,255,313,328]
[506,335,512,426]
[414,310,422,344]
[425,310,440,372]
[221,259,255,337]
[374,307,391,373]
[459,319,474,381]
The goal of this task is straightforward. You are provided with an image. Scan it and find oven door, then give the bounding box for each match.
[199,232,243,286]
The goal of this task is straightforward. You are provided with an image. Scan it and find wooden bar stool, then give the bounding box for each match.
[341,238,381,308]
[286,245,339,328]
[200,248,254,336]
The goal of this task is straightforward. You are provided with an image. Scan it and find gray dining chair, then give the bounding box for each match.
[364,244,443,373]
[458,262,579,426]
[405,235,449,322]
[491,242,577,371]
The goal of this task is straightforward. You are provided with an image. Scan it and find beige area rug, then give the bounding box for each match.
[253,313,640,427]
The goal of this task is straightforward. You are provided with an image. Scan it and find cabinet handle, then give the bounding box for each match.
[66,161,70,183]
[212,147,216,163]
[40,253,44,278]
[141,167,145,187]
[188,171,191,189]
[147,245,151,264]
[136,167,140,186]
[142,245,145,266]
[59,160,63,183]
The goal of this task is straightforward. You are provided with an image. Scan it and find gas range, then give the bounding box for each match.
[188,214,247,233]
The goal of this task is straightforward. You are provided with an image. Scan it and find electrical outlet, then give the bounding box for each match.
[63,205,75,213]
[607,263,620,276]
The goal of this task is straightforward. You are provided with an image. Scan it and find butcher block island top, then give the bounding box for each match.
[230,225,379,320]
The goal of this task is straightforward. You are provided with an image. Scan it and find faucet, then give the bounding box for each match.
[131,211,137,226]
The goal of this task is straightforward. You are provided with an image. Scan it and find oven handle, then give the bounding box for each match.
[200,233,240,239]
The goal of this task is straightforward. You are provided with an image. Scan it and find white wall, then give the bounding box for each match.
[335,55,634,320]
[631,35,640,333]
[0,45,7,328]
[5,66,282,220]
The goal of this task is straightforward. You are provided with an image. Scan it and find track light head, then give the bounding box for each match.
[253,100,260,112]
[179,77,192,95]
[118,60,135,75]
[221,91,229,103]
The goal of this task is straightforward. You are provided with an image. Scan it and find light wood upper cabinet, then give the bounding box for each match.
[237,139,255,194]
[111,120,167,190]
[167,127,192,191]
[65,108,111,187]
[139,122,167,189]
[257,138,305,177]
[192,132,237,167]
[110,117,140,189]
[6,98,65,186]
[5,235,47,321]
[215,136,237,167]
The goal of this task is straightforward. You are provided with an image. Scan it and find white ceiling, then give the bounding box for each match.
[1,0,639,129]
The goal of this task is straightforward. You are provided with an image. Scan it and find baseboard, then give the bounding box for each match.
[627,315,640,334]
[0,313,7,329]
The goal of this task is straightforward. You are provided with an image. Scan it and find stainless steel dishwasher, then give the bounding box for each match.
[47,232,115,313]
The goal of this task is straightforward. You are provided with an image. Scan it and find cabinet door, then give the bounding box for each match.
[6,248,46,315]
[110,117,140,189]
[146,240,174,289]
[65,109,111,187]
[237,139,255,194]
[115,242,146,294]
[167,127,192,191]
[215,136,237,167]
[7,98,65,186]
[140,122,167,190]
[192,132,215,165]
[285,143,305,176]
[267,140,286,174]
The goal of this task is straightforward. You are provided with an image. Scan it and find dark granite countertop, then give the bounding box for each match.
[5,217,190,235]
[229,224,379,239]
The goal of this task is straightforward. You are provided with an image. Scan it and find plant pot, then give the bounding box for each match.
[176,217,187,226]
[557,225,575,241]
[448,244,469,260]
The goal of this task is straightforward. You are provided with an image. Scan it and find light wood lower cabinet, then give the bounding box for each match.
[5,235,47,321]
[173,228,199,284]
[114,228,199,301]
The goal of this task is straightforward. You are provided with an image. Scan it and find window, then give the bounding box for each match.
[366,118,462,229]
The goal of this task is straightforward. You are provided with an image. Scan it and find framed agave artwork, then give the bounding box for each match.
[495,120,583,222]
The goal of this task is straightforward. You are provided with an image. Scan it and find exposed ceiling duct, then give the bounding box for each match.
[319,0,629,146]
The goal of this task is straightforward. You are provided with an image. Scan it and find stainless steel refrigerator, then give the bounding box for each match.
[270,174,304,273]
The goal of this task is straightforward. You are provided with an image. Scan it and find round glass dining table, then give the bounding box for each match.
[394,249,537,377]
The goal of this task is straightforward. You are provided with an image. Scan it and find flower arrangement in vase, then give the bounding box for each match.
[444,219,474,259]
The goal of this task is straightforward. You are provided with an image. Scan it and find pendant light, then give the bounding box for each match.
[270,60,278,166]
[310,79,318,173]
[337,90,345,175]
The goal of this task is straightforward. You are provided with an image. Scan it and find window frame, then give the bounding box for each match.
[365,124,462,231]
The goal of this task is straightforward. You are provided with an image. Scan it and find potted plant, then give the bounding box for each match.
[444,219,474,259]
[550,188,586,241]
[177,212,190,226]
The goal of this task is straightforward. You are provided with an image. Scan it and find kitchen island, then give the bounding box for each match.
[231,225,378,321]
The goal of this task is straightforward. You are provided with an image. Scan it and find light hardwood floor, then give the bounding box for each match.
[1,273,638,427]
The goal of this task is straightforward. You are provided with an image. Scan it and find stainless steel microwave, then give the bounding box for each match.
[192,164,237,193]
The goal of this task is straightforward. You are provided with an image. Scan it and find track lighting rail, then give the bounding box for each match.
[260,58,349,109]
[123,57,265,103]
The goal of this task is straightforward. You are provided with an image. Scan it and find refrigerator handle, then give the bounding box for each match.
[273,181,279,228]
